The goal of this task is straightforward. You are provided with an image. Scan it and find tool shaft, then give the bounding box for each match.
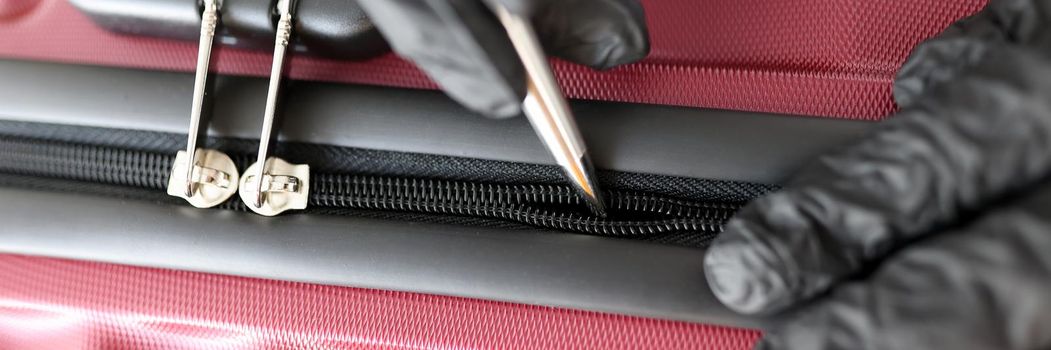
[491,4,606,216]
[184,0,219,197]
[253,0,294,208]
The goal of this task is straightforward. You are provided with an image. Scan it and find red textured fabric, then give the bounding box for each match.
[0,0,984,120]
[0,254,758,349]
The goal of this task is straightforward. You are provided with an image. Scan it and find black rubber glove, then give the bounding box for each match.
[355,0,650,118]
[703,1,1051,349]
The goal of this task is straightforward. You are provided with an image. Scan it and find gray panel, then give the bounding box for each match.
[0,59,873,184]
[0,187,756,328]
[0,59,872,329]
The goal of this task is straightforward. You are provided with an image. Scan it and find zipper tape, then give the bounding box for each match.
[0,121,778,247]
[0,136,729,240]
[0,120,777,203]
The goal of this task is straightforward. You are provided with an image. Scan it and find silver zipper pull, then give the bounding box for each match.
[167,0,239,208]
[238,0,309,216]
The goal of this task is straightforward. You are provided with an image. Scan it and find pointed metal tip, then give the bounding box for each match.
[577,183,607,218]
[495,6,606,217]
[566,153,607,218]
[183,150,198,198]
[254,188,265,208]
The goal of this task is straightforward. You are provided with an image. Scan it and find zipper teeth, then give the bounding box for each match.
[312,174,733,237]
[3,137,170,189]
[313,174,736,219]
[1,136,737,238]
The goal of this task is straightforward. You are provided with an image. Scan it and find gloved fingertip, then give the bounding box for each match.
[485,99,524,119]
[451,92,522,119]
[536,0,650,70]
[596,37,650,70]
[752,337,777,350]
[704,219,792,315]
[435,68,525,119]
[553,25,650,70]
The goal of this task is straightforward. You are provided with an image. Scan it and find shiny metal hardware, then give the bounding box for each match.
[489,3,607,217]
[239,0,309,216]
[168,149,239,208]
[167,0,239,208]
[238,158,309,216]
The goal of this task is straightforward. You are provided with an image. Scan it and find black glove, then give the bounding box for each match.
[703,1,1051,349]
[355,0,650,118]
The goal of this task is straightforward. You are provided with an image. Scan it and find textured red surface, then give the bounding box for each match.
[0,1,988,347]
[0,0,984,120]
[0,254,758,349]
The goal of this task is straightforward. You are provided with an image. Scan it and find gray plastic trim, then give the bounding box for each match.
[0,59,873,184]
[0,59,877,328]
[0,187,756,328]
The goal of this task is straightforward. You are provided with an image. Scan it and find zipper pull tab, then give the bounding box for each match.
[239,0,309,216]
[167,0,239,208]
[239,158,309,216]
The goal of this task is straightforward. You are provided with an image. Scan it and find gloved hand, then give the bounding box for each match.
[703,1,1051,349]
[355,0,650,118]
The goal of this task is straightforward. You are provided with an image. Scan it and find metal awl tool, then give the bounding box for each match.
[238,0,309,216]
[167,0,239,208]
[488,3,607,217]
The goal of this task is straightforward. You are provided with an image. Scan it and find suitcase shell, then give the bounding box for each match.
[0,0,984,348]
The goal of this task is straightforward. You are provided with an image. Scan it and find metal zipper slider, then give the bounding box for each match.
[238,0,309,216]
[167,0,239,208]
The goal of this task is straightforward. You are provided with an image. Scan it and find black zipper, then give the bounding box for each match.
[0,123,772,246]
